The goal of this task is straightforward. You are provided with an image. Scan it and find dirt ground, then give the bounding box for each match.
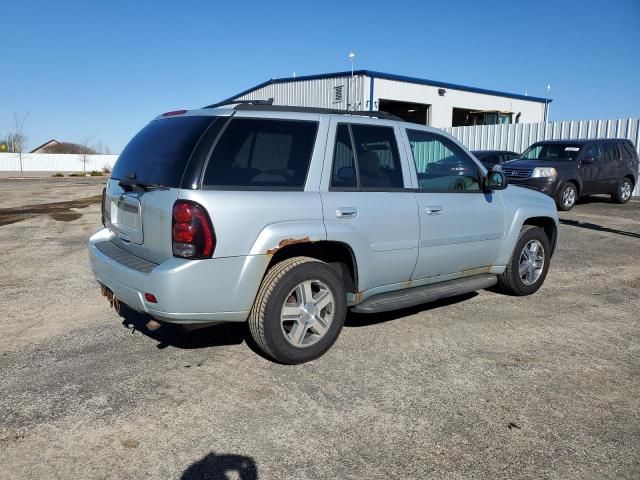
[0,177,639,479]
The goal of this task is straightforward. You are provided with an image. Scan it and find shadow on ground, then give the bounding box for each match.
[345,292,477,327]
[559,218,640,239]
[118,293,479,353]
[181,452,258,480]
[119,305,247,350]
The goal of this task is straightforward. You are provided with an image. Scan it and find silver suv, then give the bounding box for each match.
[89,104,559,364]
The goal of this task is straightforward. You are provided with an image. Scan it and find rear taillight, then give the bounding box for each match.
[172,200,215,259]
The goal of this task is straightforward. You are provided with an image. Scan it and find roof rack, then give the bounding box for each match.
[204,97,275,109]
[232,104,403,121]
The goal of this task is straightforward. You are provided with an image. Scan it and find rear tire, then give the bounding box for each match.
[497,225,551,296]
[556,182,577,211]
[248,256,346,364]
[611,177,633,204]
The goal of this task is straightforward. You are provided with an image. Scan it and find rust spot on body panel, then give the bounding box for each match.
[266,236,312,255]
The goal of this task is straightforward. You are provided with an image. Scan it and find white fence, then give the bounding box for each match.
[446,118,640,196]
[0,153,119,173]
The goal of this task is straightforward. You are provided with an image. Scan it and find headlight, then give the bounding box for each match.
[531,167,557,178]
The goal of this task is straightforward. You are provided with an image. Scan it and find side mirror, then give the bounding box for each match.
[581,156,595,165]
[484,170,508,191]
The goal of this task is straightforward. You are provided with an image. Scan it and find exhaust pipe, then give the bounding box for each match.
[113,298,121,315]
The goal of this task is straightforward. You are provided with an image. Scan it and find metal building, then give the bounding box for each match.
[222,70,550,128]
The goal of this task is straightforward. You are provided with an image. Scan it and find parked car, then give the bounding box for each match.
[500,139,638,211]
[471,150,520,169]
[89,104,559,364]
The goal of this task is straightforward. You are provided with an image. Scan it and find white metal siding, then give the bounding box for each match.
[0,153,118,172]
[229,75,546,128]
[445,118,640,196]
[234,76,366,111]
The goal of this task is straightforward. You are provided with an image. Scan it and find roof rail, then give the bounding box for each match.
[232,104,403,121]
[204,97,274,109]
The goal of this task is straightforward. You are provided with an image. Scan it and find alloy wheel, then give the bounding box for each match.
[519,240,545,286]
[562,185,576,208]
[620,180,632,201]
[280,279,335,348]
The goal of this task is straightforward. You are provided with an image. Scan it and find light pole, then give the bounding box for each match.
[348,50,355,111]
[544,81,551,122]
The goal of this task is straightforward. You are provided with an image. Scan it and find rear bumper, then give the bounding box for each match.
[88,228,270,323]
[508,177,561,196]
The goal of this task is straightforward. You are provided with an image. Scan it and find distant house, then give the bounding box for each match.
[30,139,62,153]
[30,140,97,154]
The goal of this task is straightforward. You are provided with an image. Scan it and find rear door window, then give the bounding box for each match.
[602,142,619,163]
[203,118,318,189]
[331,124,357,188]
[350,124,404,189]
[330,123,405,190]
[112,116,216,187]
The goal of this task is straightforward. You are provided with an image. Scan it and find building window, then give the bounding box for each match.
[334,85,343,103]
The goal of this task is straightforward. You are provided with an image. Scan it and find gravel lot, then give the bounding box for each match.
[1,177,639,479]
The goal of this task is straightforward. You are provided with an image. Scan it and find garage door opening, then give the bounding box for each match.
[378,99,431,125]
[452,108,515,127]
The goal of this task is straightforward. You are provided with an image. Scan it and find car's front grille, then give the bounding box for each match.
[502,168,533,179]
[94,241,157,273]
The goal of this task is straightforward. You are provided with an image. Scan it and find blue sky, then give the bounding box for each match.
[2,0,639,152]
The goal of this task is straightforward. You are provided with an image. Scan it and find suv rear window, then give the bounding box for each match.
[203,118,318,189]
[111,116,215,187]
[622,142,638,160]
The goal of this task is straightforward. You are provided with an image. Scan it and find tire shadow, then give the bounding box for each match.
[181,452,258,479]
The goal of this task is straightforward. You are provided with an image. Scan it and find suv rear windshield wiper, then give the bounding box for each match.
[118,178,170,191]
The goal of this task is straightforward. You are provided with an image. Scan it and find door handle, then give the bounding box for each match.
[425,206,443,215]
[336,207,358,219]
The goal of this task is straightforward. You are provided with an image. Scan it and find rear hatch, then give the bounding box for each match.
[104,114,218,264]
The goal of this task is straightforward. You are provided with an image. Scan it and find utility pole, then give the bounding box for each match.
[348,50,355,111]
[544,81,551,122]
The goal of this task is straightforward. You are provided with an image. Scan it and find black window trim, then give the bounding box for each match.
[328,122,413,193]
[406,128,485,194]
[199,116,320,192]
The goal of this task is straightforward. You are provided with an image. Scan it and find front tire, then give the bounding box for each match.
[611,177,633,204]
[248,256,347,364]
[497,225,551,296]
[556,182,577,211]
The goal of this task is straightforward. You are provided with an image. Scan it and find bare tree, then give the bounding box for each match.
[7,113,29,175]
[78,135,96,172]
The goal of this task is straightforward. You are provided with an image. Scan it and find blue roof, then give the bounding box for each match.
[224,70,551,105]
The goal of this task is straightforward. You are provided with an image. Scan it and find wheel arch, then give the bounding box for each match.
[266,241,358,294]
[564,178,581,194]
[523,216,558,257]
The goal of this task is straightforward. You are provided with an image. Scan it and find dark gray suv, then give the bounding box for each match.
[501,139,638,210]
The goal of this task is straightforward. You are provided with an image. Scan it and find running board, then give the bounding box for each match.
[351,274,497,314]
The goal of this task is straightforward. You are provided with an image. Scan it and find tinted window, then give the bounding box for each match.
[331,124,357,188]
[407,129,481,192]
[522,143,582,161]
[483,153,501,166]
[622,142,638,160]
[203,118,318,189]
[350,124,403,189]
[602,143,619,163]
[583,143,604,161]
[112,116,215,187]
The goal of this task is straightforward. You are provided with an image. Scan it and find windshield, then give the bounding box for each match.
[521,143,581,161]
[111,116,216,187]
